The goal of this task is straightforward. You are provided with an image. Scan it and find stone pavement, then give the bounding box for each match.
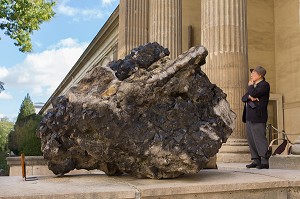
[0,163,299,199]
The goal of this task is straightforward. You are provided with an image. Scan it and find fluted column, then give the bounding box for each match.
[149,0,182,59]
[118,0,149,59]
[201,0,249,162]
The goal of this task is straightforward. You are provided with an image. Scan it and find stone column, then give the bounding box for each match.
[201,0,250,162]
[149,0,182,59]
[118,0,149,59]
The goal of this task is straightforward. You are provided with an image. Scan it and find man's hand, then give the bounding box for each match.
[248,80,254,86]
[249,95,259,101]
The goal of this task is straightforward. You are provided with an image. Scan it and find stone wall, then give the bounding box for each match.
[247,0,276,93]
[182,0,201,52]
[274,0,300,142]
[248,0,300,142]
[6,156,103,176]
[6,156,52,176]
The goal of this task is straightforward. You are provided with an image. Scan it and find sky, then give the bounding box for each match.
[0,0,119,121]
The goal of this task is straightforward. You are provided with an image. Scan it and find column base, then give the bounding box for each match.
[204,155,217,169]
[291,136,300,155]
[217,138,251,163]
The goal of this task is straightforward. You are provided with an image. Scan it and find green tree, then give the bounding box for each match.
[0,117,14,176]
[0,117,14,151]
[0,151,9,175]
[16,93,36,124]
[8,115,42,156]
[8,93,42,156]
[0,0,55,52]
[7,130,18,155]
[14,114,43,155]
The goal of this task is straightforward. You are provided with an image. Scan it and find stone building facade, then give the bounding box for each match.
[40,0,300,162]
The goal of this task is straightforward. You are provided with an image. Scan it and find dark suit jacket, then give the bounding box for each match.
[242,80,270,123]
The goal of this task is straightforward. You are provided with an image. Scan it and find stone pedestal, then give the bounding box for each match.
[201,0,250,162]
[291,136,300,155]
[269,155,300,170]
[1,168,300,198]
[269,136,300,169]
[149,0,182,59]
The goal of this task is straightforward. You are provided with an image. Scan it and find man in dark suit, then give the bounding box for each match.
[242,66,270,169]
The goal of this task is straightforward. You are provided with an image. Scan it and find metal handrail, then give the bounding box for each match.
[267,124,299,145]
[268,124,300,136]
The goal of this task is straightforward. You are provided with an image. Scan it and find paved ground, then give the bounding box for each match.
[0,163,300,199]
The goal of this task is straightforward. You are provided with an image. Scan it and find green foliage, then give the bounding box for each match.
[0,118,13,176]
[0,151,9,176]
[8,114,43,156]
[7,93,43,156]
[0,117,14,151]
[7,130,18,155]
[16,93,36,124]
[0,0,56,52]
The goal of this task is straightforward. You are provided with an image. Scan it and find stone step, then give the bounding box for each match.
[0,168,300,199]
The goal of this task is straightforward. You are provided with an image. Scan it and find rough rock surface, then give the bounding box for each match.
[38,42,236,179]
[109,42,170,80]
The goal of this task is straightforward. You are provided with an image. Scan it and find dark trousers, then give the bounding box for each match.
[246,121,269,164]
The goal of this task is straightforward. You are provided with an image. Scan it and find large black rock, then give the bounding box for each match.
[38,43,236,179]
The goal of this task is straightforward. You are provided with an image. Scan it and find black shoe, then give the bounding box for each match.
[256,164,269,169]
[246,162,260,168]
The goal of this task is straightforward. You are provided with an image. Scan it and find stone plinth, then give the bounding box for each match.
[291,136,300,155]
[269,155,300,170]
[1,168,300,199]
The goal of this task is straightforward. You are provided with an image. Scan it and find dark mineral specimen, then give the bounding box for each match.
[38,42,236,179]
[109,42,170,80]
